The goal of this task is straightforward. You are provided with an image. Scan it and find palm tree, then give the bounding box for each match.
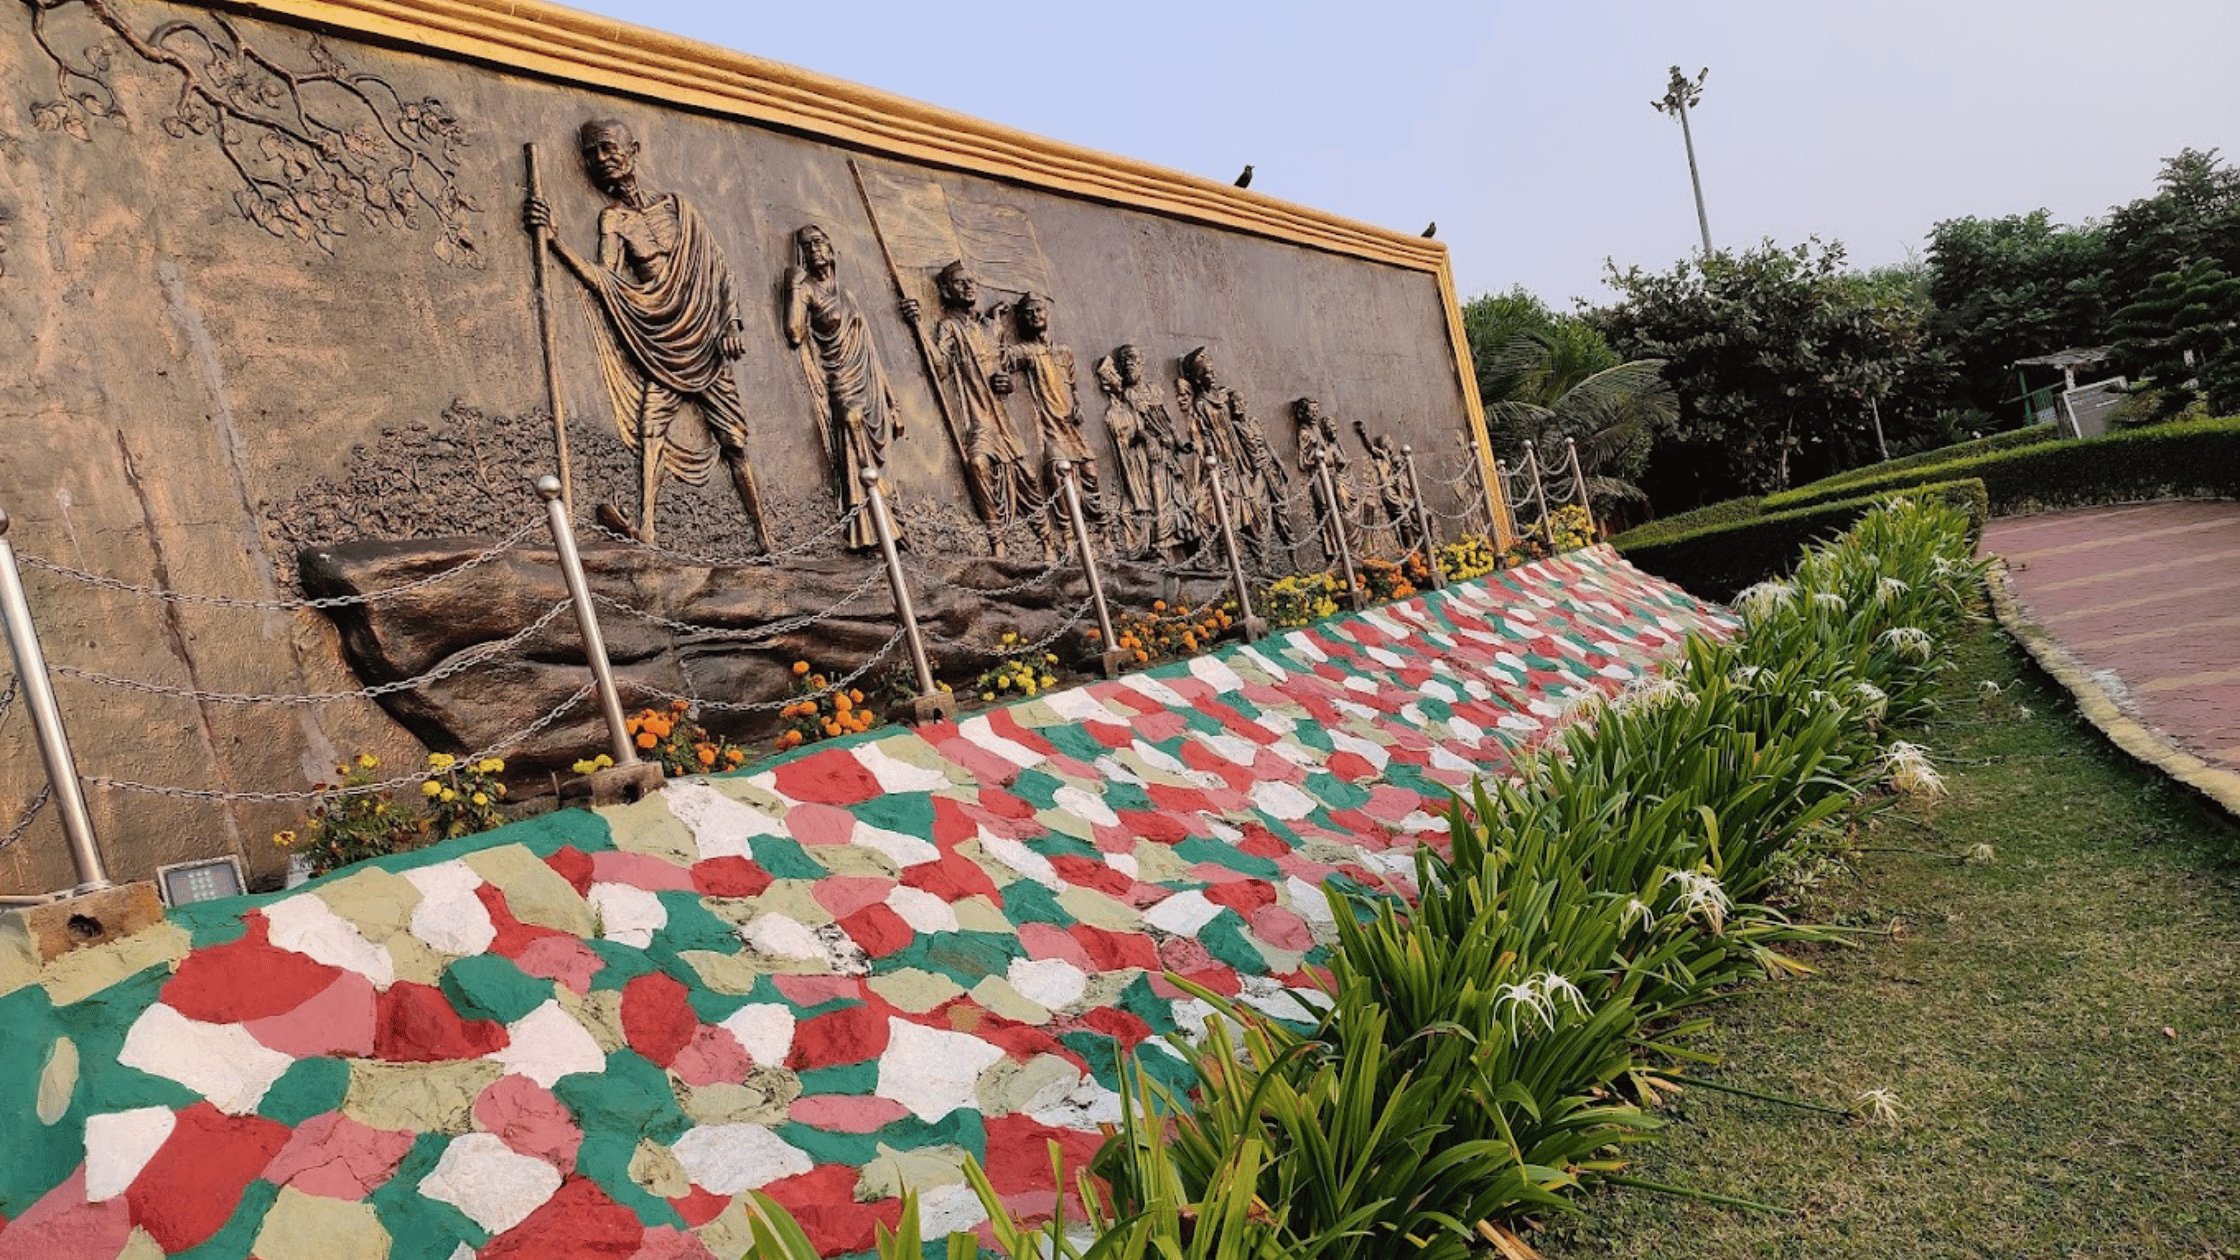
[1484,322,1676,520]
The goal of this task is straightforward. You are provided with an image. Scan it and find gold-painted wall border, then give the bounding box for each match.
[224,0,1509,537]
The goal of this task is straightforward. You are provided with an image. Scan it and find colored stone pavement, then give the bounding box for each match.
[1985,501,2240,776]
[0,548,1733,1260]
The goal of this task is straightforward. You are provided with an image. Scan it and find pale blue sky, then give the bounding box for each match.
[564,0,2240,308]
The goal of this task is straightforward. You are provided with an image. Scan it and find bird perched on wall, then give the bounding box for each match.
[1234,164,1253,188]
[1422,222,1437,238]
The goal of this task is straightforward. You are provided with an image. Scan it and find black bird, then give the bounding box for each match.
[1422,221,1437,238]
[1234,164,1253,188]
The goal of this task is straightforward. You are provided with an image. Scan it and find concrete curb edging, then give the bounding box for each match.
[1984,557,2240,821]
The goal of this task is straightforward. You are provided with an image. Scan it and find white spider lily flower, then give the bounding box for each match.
[1879,627,1935,661]
[1978,679,2003,699]
[1852,681,1889,721]
[1662,869,1732,934]
[1558,686,1607,724]
[1811,591,1848,614]
[1875,577,1911,604]
[1855,1087,1903,1125]
[1615,675,1694,715]
[1728,664,1762,686]
[1883,741,1947,799]
[1494,980,1555,1031]
[1619,897,1657,932]
[1733,581,1795,620]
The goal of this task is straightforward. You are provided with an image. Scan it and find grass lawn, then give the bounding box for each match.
[1536,626,2240,1260]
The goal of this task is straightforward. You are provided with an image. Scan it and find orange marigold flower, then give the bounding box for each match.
[822,720,841,736]
[834,694,852,713]
[792,661,810,675]
[698,747,717,767]
[635,731,658,749]
[849,689,865,704]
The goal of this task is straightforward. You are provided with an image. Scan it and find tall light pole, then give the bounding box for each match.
[1652,65,1713,257]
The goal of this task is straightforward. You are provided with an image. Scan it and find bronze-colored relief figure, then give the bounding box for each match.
[1295,397,1355,566]
[905,262,1038,543]
[1097,345,1194,559]
[1006,295,1104,538]
[783,224,907,551]
[525,120,769,547]
[1179,348,1293,568]
[1355,418,1421,555]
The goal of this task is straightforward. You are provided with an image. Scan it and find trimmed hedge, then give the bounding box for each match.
[1615,478,1988,601]
[1605,495,1764,550]
[1763,415,2240,515]
[1780,422,2061,500]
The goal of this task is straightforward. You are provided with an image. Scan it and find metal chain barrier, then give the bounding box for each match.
[50,599,575,705]
[84,683,598,803]
[0,783,51,854]
[586,504,862,569]
[906,540,1078,600]
[925,592,1095,654]
[16,516,545,611]
[594,566,887,643]
[624,625,908,714]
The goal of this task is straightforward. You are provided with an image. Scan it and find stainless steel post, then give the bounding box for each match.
[1056,461,1125,676]
[1207,469,1266,641]
[1493,458,1520,543]
[1402,445,1445,591]
[0,508,109,892]
[1314,450,1363,611]
[1564,436,1592,515]
[862,468,951,720]
[537,477,636,765]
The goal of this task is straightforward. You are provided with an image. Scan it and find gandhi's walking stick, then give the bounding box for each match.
[525,143,572,506]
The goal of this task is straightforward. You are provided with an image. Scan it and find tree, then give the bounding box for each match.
[2109,257,2240,418]
[1597,237,1934,508]
[1482,322,1671,517]
[1460,286,1556,407]
[1922,210,2108,418]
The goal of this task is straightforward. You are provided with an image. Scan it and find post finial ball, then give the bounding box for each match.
[1401,443,1413,455]
[534,475,563,501]
[0,507,11,536]
[859,466,882,487]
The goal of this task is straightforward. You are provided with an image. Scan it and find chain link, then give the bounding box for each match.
[587,505,862,569]
[51,599,575,705]
[84,684,598,803]
[624,625,908,713]
[0,783,51,853]
[594,566,887,643]
[908,542,1079,601]
[17,517,544,611]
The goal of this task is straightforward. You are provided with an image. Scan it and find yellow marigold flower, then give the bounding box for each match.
[572,758,600,775]
[421,780,443,798]
[478,759,504,774]
[1040,675,1056,689]
[440,789,457,803]
[698,747,717,767]
[272,830,296,847]
[470,792,488,806]
[427,752,457,769]
[1001,632,1018,644]
[356,753,379,770]
[981,692,995,701]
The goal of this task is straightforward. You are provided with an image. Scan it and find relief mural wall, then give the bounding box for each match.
[0,0,1497,892]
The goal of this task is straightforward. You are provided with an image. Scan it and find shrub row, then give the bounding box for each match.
[742,498,1993,1260]
[1763,414,2240,514]
[1780,422,2060,500]
[1615,477,1986,602]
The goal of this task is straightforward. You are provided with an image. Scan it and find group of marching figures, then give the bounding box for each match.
[525,119,1428,568]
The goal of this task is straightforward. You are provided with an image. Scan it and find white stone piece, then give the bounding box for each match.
[876,1018,1006,1122]
[588,882,667,949]
[1024,1074,1124,1129]
[1050,784,1119,828]
[1106,851,1140,880]
[1042,688,1120,723]
[955,716,1045,769]
[1197,733,1258,766]
[663,781,786,861]
[264,893,394,989]
[853,743,954,794]
[1248,780,1318,822]
[974,831,1064,891]
[118,1004,294,1116]
[670,1123,813,1195]
[744,913,827,961]
[491,1001,607,1088]
[884,886,960,935]
[402,861,497,956]
[1117,675,1187,708]
[1006,957,1088,1011]
[1187,656,1245,693]
[717,1004,797,1067]
[418,1132,564,1235]
[1144,890,1224,937]
[918,1182,991,1235]
[84,1107,176,1201]
[852,823,941,869]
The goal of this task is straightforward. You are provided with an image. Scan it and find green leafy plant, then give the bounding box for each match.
[418,752,508,839]
[272,754,422,878]
[973,631,1062,702]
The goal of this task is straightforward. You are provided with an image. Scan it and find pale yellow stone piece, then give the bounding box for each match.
[752,880,836,927]
[341,1060,502,1134]
[553,986,629,1053]
[695,1191,762,1259]
[603,795,700,866]
[949,896,1012,935]
[115,1228,165,1260]
[39,922,193,1008]
[1031,808,1095,844]
[463,845,595,935]
[253,1187,391,1260]
[676,947,832,991]
[35,1035,77,1124]
[380,930,449,988]
[703,777,792,815]
[976,1054,1079,1117]
[803,845,899,879]
[629,1138,693,1198]
[1128,842,1195,884]
[866,969,964,1014]
[1055,885,1141,931]
[968,976,1051,1025]
[863,737,967,783]
[314,866,420,943]
[0,914,40,999]
[859,1143,972,1199]
[677,1068,800,1126]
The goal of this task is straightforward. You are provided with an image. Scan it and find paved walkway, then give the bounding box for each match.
[1983,500,2240,780]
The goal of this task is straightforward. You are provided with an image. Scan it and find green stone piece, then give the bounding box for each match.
[773,1120,884,1170]
[1198,912,1267,974]
[1004,769,1064,811]
[168,898,253,950]
[259,1055,353,1126]
[749,836,831,881]
[653,892,746,954]
[1171,837,1278,879]
[851,792,938,839]
[554,1050,691,1228]
[1303,773,1373,812]
[1056,1032,1126,1092]
[371,1132,485,1260]
[873,1109,988,1162]
[1033,724,1108,766]
[583,939,660,991]
[440,953,552,1025]
[1116,974,1182,1036]
[510,804,616,857]
[791,1059,881,1097]
[991,880,1068,929]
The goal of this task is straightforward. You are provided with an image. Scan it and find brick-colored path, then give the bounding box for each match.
[1983,501,2240,775]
